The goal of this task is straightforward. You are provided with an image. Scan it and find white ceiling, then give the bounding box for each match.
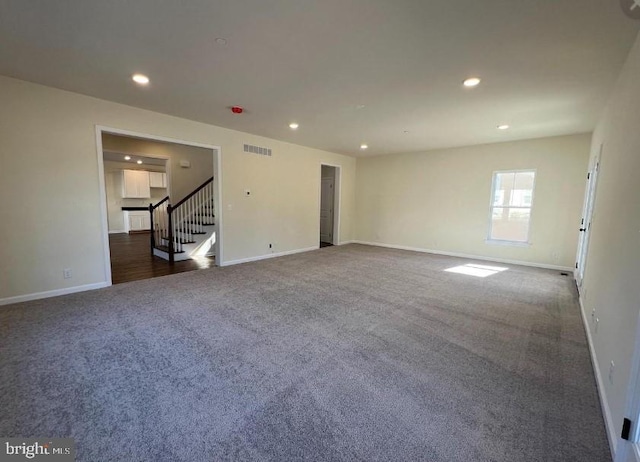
[0,1,638,157]
[103,150,166,167]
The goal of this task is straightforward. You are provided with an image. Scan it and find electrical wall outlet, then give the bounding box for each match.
[63,268,72,279]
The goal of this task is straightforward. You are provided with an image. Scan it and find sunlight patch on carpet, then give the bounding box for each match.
[444,263,509,278]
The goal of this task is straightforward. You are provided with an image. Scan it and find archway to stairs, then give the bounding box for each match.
[96,127,222,285]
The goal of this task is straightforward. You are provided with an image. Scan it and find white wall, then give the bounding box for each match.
[355,134,590,268]
[579,33,640,457]
[0,76,356,302]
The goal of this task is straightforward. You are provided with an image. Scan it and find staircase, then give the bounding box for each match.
[149,177,216,263]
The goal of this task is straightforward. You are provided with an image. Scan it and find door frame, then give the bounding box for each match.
[617,315,640,462]
[95,125,223,285]
[318,163,341,246]
[575,144,602,289]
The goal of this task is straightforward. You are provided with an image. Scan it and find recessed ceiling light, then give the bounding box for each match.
[289,123,299,129]
[124,155,131,160]
[137,160,143,164]
[497,124,510,130]
[215,38,228,46]
[463,77,481,87]
[132,74,150,85]
[360,144,368,150]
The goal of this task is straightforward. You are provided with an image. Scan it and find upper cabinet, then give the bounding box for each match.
[149,171,167,188]
[122,169,151,198]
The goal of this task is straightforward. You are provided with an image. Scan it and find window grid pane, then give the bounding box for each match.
[489,170,535,243]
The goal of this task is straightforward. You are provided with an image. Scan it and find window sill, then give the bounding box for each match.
[485,239,531,247]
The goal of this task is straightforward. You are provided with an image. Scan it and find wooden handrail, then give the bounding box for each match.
[168,204,174,264]
[172,177,213,210]
[151,195,170,211]
[149,202,156,254]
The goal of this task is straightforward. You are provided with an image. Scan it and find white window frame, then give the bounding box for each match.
[487,169,536,246]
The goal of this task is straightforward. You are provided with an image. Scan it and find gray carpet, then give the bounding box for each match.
[0,244,610,461]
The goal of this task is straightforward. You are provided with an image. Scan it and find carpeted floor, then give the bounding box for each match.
[0,244,609,461]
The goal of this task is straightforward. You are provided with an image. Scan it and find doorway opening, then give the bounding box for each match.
[575,144,602,290]
[96,127,222,285]
[320,164,341,247]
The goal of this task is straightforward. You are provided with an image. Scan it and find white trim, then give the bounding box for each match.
[578,295,617,461]
[0,282,110,307]
[221,246,318,266]
[108,229,126,234]
[95,126,113,286]
[213,147,224,266]
[97,126,218,150]
[617,312,640,462]
[575,145,602,289]
[352,241,574,271]
[338,240,356,245]
[485,239,532,247]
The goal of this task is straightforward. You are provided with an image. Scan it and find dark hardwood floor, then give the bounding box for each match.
[109,232,215,284]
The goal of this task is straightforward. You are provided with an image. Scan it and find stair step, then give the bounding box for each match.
[186,221,215,226]
[155,245,185,254]
[161,237,196,244]
[169,230,207,235]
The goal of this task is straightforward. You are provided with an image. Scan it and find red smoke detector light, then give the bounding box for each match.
[231,106,243,114]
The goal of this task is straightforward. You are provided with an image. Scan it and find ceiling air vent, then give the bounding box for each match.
[243,144,272,157]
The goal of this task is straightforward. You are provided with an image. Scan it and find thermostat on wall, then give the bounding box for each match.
[180,160,191,168]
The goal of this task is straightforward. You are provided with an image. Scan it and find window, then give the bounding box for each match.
[488,170,535,243]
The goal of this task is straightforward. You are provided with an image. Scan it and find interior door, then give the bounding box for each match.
[575,148,601,289]
[320,177,334,243]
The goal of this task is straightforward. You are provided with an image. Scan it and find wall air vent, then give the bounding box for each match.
[243,144,272,157]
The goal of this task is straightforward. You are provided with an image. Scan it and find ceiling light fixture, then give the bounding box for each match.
[497,124,510,130]
[289,123,299,129]
[360,144,368,150]
[463,77,481,87]
[132,74,150,85]
[124,155,131,160]
[215,38,228,46]
[137,160,143,164]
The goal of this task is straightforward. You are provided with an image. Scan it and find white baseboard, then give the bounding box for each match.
[352,241,574,271]
[0,282,111,307]
[338,240,356,245]
[108,229,126,234]
[578,295,617,461]
[221,246,318,266]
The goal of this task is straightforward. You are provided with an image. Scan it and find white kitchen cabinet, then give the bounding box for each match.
[122,169,151,198]
[124,211,151,232]
[149,171,167,188]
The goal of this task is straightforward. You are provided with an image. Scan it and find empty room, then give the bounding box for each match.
[1,1,640,461]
